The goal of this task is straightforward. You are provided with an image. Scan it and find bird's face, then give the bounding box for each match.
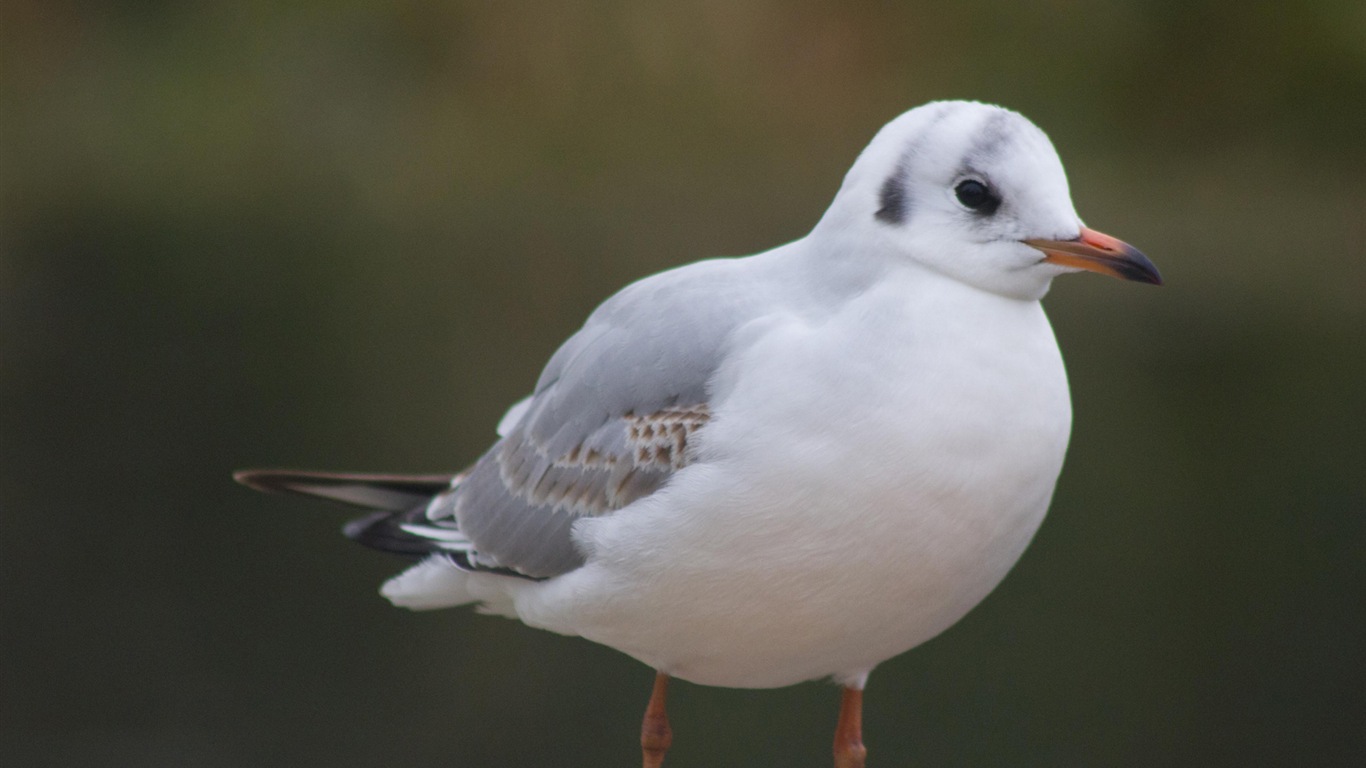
[828,101,1160,300]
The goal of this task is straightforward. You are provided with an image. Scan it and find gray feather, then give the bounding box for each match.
[446,256,773,578]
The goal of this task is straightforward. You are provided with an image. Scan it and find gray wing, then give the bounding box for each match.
[419,257,776,578]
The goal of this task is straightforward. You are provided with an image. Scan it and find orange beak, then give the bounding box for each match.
[1025,226,1162,285]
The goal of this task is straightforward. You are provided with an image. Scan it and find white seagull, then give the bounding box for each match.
[237,100,1160,768]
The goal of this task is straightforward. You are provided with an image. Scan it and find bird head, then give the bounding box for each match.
[816,100,1161,300]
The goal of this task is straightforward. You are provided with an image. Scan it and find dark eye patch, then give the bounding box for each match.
[875,169,909,225]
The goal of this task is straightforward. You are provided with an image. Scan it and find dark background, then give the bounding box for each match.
[3,2,1364,766]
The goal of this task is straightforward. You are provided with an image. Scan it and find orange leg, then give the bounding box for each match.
[641,672,673,768]
[833,686,868,768]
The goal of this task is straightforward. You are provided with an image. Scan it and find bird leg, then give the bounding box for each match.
[641,672,673,768]
[833,686,868,768]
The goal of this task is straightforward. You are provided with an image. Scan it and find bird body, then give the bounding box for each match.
[237,100,1160,766]
[501,259,1070,689]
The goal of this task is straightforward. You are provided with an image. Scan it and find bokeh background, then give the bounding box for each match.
[3,2,1364,766]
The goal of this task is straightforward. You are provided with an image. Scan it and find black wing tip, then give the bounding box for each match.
[232,469,458,495]
[342,509,448,559]
[443,551,547,582]
[233,468,291,494]
[342,510,413,548]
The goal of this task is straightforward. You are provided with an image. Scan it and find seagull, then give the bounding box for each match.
[236,100,1160,768]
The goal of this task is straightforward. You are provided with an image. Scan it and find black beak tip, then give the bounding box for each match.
[1119,245,1163,286]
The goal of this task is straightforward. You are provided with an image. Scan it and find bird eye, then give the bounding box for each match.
[954,179,999,214]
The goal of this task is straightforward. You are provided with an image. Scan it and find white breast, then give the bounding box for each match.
[514,267,1072,689]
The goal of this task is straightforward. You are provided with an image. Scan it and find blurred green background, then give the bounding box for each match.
[3,1,1364,766]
